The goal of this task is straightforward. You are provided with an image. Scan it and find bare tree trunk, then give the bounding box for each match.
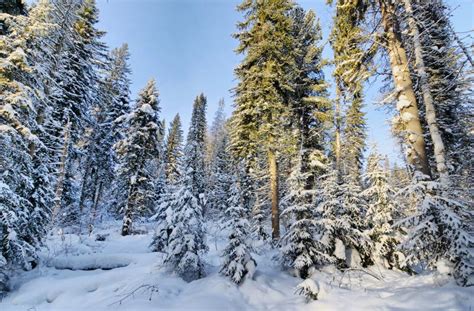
[403,0,450,185]
[380,0,430,176]
[51,120,71,224]
[268,148,280,240]
[121,180,134,236]
[334,86,343,177]
[91,180,104,226]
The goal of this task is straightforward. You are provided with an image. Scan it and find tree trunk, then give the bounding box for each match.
[121,179,134,236]
[380,0,430,176]
[334,87,342,177]
[403,0,450,185]
[268,148,280,240]
[90,179,104,226]
[51,120,71,224]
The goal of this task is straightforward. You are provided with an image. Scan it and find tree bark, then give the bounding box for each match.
[380,0,430,176]
[403,0,450,185]
[268,148,280,240]
[334,86,342,177]
[51,120,71,224]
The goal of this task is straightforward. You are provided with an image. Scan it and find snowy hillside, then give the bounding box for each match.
[1,221,472,311]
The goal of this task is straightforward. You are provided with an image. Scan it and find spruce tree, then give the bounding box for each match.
[164,95,208,281]
[115,79,163,236]
[400,172,473,286]
[280,158,332,279]
[164,114,184,184]
[220,176,256,284]
[185,94,208,206]
[165,163,207,282]
[362,146,404,268]
[0,0,56,295]
[232,0,295,240]
[315,166,372,268]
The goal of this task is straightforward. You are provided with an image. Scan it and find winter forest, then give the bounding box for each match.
[0,0,473,310]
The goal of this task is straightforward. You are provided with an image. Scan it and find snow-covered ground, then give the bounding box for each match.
[1,221,472,311]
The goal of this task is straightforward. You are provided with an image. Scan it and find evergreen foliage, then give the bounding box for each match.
[220,177,256,284]
[115,79,163,236]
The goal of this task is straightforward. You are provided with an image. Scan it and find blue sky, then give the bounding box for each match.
[96,0,473,164]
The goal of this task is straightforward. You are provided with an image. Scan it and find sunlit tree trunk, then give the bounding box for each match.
[380,0,430,176]
[403,0,449,185]
[268,148,280,240]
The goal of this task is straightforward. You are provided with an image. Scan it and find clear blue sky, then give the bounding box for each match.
[96,0,473,164]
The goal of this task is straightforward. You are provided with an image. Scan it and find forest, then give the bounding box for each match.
[0,0,473,310]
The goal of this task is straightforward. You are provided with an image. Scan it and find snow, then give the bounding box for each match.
[0,221,473,310]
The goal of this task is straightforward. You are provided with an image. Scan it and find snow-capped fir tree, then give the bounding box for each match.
[164,95,209,281]
[206,99,227,170]
[362,146,404,268]
[115,79,163,236]
[79,44,132,222]
[329,0,372,183]
[250,154,270,242]
[49,0,108,226]
[280,158,333,279]
[288,6,331,189]
[220,176,256,284]
[315,166,372,268]
[150,114,184,252]
[164,114,184,184]
[185,94,208,208]
[400,172,473,286]
[232,0,296,240]
[0,0,56,295]
[164,165,207,282]
[207,128,233,220]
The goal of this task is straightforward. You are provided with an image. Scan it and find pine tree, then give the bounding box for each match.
[232,0,295,240]
[115,79,163,236]
[220,176,256,284]
[280,158,333,279]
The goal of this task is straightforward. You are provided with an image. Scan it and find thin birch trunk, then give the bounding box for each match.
[403,0,450,185]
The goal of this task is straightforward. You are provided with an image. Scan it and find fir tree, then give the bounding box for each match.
[164,95,208,281]
[362,147,404,268]
[185,94,208,206]
[280,158,333,279]
[315,167,372,268]
[220,176,256,284]
[165,167,207,282]
[400,172,473,286]
[0,0,56,295]
[164,114,184,185]
[115,79,163,236]
[207,128,233,220]
[232,0,295,240]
